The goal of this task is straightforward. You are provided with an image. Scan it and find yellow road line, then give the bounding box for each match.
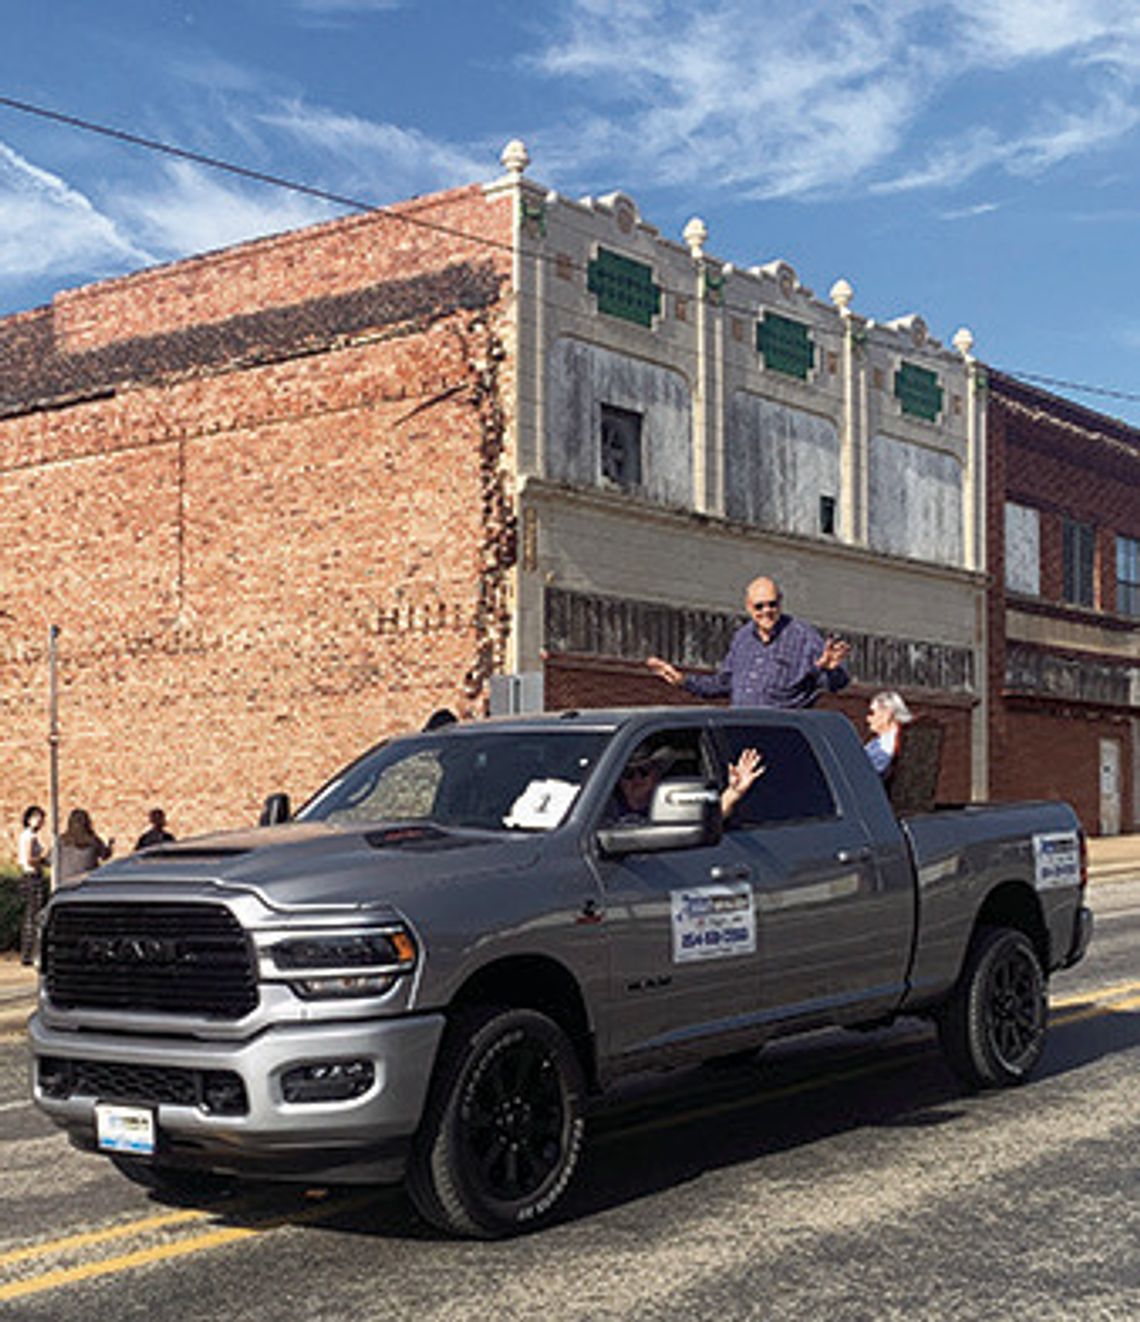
[6,980,1140,1300]
[0,1225,259,1302]
[1053,991,1140,1026]
[0,1192,373,1303]
[0,1208,209,1268]
[1051,978,1140,1009]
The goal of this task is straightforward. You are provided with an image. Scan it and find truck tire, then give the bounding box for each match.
[110,1156,236,1204]
[937,926,1047,1089]
[407,1006,586,1238]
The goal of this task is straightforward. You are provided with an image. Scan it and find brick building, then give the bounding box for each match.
[1,180,517,850]
[1,140,989,853]
[987,373,1140,835]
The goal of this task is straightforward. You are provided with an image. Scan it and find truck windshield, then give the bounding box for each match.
[297,729,612,832]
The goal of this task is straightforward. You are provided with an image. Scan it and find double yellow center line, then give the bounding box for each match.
[1050,979,1140,1024]
[0,1191,373,1302]
[4,976,1140,1301]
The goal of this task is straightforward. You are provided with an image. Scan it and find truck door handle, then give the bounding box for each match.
[709,864,751,882]
[836,847,872,864]
[577,898,604,925]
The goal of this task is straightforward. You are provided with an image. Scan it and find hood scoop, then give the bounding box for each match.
[135,846,253,862]
[364,825,473,852]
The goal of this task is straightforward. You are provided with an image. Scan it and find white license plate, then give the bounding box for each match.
[95,1103,156,1156]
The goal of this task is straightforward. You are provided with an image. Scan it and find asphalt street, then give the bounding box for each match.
[0,869,1136,1320]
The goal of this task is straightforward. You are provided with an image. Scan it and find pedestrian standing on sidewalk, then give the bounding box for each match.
[646,575,851,709]
[135,807,175,851]
[17,804,48,966]
[56,808,113,886]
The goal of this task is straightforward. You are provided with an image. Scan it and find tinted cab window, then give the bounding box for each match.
[718,724,836,826]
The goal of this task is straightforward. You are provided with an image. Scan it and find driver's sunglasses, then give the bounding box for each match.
[621,763,655,782]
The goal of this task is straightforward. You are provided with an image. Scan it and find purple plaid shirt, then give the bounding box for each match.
[682,615,849,708]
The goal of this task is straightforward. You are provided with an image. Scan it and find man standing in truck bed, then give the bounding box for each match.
[646,575,851,709]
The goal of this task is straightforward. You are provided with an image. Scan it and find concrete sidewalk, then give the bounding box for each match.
[2,834,1138,1037]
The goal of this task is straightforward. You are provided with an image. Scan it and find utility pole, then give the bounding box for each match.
[48,624,60,888]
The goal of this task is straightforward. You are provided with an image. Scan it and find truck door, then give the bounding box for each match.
[592,725,763,1062]
[714,721,912,1024]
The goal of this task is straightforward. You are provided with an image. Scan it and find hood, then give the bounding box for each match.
[83,819,544,911]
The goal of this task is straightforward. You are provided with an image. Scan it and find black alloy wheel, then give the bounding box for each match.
[460,1027,567,1203]
[938,925,1047,1088]
[408,1006,585,1237]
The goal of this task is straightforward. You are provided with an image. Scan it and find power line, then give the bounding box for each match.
[4,94,1140,420]
[995,369,1140,408]
[0,94,517,257]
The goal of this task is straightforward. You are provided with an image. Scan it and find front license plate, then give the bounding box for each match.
[95,1103,156,1156]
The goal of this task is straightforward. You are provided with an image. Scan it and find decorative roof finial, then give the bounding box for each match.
[683,216,708,258]
[500,139,530,179]
[830,278,854,313]
[952,326,975,359]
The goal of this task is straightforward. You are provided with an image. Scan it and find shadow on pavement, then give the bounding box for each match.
[107,1004,1140,1243]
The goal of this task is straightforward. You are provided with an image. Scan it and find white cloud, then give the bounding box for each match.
[529,4,927,197]
[257,103,490,197]
[939,201,1000,220]
[875,86,1140,193]
[114,160,336,257]
[0,141,152,284]
[526,0,1140,200]
[945,0,1140,66]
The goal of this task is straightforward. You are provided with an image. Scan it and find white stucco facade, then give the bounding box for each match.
[486,142,990,795]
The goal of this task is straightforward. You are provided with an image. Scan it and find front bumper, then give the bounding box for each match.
[29,1009,445,1184]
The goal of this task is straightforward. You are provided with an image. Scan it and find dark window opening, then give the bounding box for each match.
[600,404,643,489]
[1062,517,1095,608]
[1117,536,1140,618]
[600,728,716,826]
[718,725,837,826]
[819,495,837,536]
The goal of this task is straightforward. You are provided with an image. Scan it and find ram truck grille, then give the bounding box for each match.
[38,1057,249,1115]
[43,902,258,1019]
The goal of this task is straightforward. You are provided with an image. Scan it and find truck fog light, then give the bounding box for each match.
[281,1060,375,1104]
[202,1072,249,1116]
[39,1057,73,1099]
[292,974,395,999]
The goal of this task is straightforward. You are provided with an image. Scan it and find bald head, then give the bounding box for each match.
[745,576,783,639]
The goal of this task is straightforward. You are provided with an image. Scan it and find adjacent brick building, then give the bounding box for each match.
[2,140,993,854]
[1,183,517,848]
[987,373,1139,834]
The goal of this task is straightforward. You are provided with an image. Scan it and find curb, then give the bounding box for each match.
[1088,864,1138,883]
[0,1000,34,1037]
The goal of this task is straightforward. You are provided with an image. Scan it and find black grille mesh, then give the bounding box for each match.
[44,902,258,1019]
[39,1057,248,1113]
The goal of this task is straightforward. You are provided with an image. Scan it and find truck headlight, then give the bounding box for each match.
[268,928,416,1000]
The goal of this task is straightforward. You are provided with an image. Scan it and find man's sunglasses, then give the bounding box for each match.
[749,598,781,611]
[621,763,656,781]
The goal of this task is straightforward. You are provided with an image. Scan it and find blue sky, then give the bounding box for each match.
[4,0,1140,423]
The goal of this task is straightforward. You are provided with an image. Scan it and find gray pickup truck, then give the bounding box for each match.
[30,708,1092,1237]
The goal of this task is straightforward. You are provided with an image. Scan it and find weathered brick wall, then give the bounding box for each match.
[987,377,1139,832]
[994,705,1132,831]
[0,187,515,860]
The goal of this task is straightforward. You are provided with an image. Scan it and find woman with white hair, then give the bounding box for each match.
[864,691,913,777]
